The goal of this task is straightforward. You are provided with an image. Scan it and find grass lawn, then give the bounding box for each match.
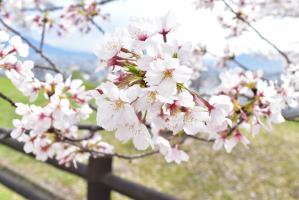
[0,77,299,200]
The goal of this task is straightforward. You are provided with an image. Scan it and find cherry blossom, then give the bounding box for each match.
[0,3,298,166]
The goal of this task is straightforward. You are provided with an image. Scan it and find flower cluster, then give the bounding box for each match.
[0,31,39,101]
[60,0,109,34]
[0,0,109,36]
[1,6,298,165]
[195,0,299,38]
[9,72,114,163]
[0,0,54,27]
[213,67,297,152]
[0,30,113,165]
[93,13,243,163]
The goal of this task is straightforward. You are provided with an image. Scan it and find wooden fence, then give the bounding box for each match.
[0,128,179,200]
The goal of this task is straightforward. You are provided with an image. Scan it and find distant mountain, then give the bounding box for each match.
[25,36,100,80]
[29,41,97,67]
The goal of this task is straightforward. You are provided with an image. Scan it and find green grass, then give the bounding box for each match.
[0,186,23,200]
[1,77,299,200]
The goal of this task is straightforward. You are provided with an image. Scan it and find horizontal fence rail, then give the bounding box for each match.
[282,108,299,120]
[0,128,179,200]
[0,166,65,200]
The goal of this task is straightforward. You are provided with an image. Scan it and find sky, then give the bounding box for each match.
[24,0,299,57]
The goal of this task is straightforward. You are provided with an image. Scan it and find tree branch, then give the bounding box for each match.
[186,135,213,142]
[34,64,59,72]
[89,17,105,34]
[39,17,47,52]
[78,124,103,132]
[221,0,292,65]
[0,92,16,107]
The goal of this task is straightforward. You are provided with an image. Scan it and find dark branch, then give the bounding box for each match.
[0,92,16,107]
[230,56,250,70]
[39,18,47,51]
[78,124,103,132]
[89,17,105,34]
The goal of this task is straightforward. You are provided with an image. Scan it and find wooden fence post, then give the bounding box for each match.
[87,156,112,200]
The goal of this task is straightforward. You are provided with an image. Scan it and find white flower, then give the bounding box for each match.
[115,121,152,150]
[183,106,209,135]
[133,88,164,118]
[195,0,215,9]
[26,105,52,134]
[165,112,185,134]
[0,30,9,42]
[44,73,64,94]
[156,12,177,39]
[128,17,156,49]
[15,103,31,116]
[94,30,126,64]
[94,82,138,131]
[164,147,189,164]
[145,58,192,99]
[154,136,189,164]
[225,131,250,153]
[94,82,153,150]
[251,117,261,137]
[161,40,193,65]
[11,119,26,139]
[207,95,233,130]
[212,133,231,152]
[9,36,29,57]
[177,91,195,108]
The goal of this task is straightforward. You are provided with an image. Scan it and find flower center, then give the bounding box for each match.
[148,91,157,103]
[138,34,148,41]
[115,99,125,110]
[184,112,192,123]
[163,69,174,78]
